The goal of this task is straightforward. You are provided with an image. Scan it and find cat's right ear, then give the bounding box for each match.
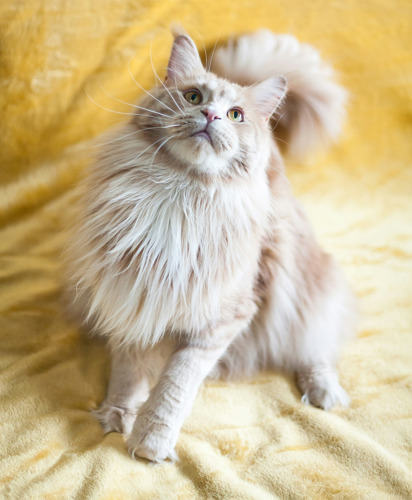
[166,35,204,83]
[249,76,288,122]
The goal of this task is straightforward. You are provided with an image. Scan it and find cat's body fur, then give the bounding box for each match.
[65,29,355,462]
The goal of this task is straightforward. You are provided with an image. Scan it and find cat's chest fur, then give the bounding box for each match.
[89,160,271,347]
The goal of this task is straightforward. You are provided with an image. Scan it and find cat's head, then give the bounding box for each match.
[136,33,287,178]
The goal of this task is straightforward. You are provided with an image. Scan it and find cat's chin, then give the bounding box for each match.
[167,139,229,176]
[191,131,213,145]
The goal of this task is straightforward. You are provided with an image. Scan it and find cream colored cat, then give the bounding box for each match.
[65,29,355,462]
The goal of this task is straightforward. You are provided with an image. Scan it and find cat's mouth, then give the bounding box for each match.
[191,128,213,145]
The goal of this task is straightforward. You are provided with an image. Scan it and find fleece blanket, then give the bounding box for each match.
[0,0,411,498]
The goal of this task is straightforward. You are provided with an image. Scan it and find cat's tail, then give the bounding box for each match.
[211,30,347,157]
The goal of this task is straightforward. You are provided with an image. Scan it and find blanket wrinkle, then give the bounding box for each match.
[1,0,412,499]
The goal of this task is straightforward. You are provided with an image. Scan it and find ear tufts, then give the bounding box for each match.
[170,24,188,39]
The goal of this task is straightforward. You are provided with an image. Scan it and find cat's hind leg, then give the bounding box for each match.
[290,275,355,411]
[297,365,350,410]
[255,251,355,410]
[294,283,355,410]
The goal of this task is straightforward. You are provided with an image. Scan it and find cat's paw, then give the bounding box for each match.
[301,382,350,410]
[93,402,137,435]
[126,417,179,463]
[298,370,351,411]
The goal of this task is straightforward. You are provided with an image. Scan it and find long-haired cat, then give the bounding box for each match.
[65,28,355,462]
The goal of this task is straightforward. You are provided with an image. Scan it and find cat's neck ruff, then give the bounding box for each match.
[82,128,272,348]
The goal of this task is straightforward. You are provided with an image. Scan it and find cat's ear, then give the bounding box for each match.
[166,34,204,83]
[250,76,288,121]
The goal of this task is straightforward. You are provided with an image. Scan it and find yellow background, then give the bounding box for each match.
[0,1,411,498]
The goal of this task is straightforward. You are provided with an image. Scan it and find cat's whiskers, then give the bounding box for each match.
[269,164,291,186]
[128,133,180,166]
[149,41,186,117]
[175,86,190,110]
[270,113,289,146]
[126,136,168,165]
[85,90,176,129]
[98,83,175,120]
[272,111,284,127]
[271,135,289,147]
[127,55,178,116]
[147,132,182,169]
[196,32,208,71]
[97,124,180,148]
[85,89,143,117]
[270,112,291,148]
[207,32,221,72]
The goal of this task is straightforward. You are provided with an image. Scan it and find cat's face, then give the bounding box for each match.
[136,34,287,178]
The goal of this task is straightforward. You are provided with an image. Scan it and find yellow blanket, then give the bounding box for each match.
[1,1,411,498]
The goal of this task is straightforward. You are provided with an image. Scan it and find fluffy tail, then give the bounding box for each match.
[211,30,347,157]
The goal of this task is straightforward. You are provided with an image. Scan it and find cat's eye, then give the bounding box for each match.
[184,90,202,105]
[227,108,244,122]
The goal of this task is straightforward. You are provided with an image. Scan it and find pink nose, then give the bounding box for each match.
[201,108,221,123]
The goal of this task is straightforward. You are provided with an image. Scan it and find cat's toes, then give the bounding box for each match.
[93,403,137,435]
[126,422,179,463]
[301,378,351,411]
[127,439,179,464]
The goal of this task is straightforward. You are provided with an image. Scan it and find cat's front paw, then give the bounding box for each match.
[126,416,179,463]
[298,369,351,411]
[93,402,137,435]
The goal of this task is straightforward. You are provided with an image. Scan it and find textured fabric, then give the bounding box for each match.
[1,1,411,498]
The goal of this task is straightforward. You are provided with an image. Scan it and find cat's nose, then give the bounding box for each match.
[201,108,221,123]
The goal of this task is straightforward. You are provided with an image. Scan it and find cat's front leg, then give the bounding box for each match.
[94,347,150,435]
[94,344,170,436]
[126,317,250,462]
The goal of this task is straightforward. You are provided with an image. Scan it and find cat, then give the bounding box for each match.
[64,28,355,462]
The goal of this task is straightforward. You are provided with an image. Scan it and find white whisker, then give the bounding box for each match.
[127,55,178,116]
[98,83,175,120]
[149,40,186,116]
[97,124,180,148]
[197,32,208,71]
[175,86,188,109]
[208,32,221,72]
[127,135,173,166]
[271,112,285,133]
[97,83,140,110]
[148,132,181,168]
[85,89,139,117]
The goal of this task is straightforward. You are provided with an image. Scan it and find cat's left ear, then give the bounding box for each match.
[250,76,288,122]
[166,34,204,83]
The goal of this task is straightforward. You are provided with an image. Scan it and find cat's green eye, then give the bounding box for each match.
[184,90,202,105]
[227,108,244,122]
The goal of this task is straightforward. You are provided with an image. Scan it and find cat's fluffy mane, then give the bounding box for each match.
[64,29,355,462]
